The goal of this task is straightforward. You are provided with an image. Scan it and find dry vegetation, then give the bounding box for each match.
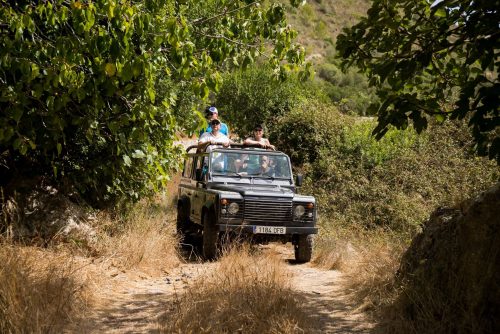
[90,200,181,273]
[160,244,315,333]
[0,244,93,334]
[0,195,181,333]
[312,223,405,310]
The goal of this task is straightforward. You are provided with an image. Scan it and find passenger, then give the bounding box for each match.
[199,106,229,137]
[234,153,249,173]
[198,119,230,152]
[243,124,275,150]
[259,155,274,176]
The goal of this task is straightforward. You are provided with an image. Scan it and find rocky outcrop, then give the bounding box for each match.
[395,183,500,334]
[1,183,96,245]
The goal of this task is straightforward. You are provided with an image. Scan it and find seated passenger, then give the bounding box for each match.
[198,119,231,152]
[259,155,274,176]
[243,124,275,150]
[234,153,249,173]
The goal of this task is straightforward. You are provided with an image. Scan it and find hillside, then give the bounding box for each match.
[284,0,371,62]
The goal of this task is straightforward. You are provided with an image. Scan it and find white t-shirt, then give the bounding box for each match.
[199,131,230,152]
[246,137,270,146]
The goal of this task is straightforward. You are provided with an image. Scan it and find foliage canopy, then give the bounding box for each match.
[337,0,500,163]
[0,0,306,206]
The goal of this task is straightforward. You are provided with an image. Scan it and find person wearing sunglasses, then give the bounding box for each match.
[198,119,231,152]
[199,106,229,137]
[243,124,275,150]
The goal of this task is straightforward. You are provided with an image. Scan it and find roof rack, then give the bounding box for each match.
[186,143,276,153]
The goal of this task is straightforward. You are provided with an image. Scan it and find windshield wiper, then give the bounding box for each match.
[252,174,275,180]
[213,172,244,178]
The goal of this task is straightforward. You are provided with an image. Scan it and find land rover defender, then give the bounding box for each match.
[176,144,318,262]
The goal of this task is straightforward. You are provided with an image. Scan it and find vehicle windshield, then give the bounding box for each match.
[210,151,292,179]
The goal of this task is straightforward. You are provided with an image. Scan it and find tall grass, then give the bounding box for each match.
[341,241,404,312]
[0,244,91,334]
[160,245,315,333]
[92,199,181,273]
[312,223,405,313]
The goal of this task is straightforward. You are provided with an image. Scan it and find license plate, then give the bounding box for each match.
[253,226,286,234]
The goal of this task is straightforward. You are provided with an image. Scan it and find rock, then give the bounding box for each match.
[2,183,97,245]
[395,183,500,334]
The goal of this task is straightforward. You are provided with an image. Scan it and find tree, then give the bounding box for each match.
[0,0,307,206]
[215,65,305,138]
[337,0,500,163]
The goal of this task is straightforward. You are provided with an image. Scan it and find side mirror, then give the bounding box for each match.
[195,168,203,181]
[295,174,303,187]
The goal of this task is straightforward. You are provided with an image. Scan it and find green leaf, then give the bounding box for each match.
[123,155,132,166]
[132,150,145,158]
[147,87,156,103]
[105,63,116,76]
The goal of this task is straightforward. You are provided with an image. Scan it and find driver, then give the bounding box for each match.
[259,155,274,176]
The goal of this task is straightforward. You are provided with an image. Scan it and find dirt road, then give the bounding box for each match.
[80,244,373,334]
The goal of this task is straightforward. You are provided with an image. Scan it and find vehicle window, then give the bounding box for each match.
[210,151,291,178]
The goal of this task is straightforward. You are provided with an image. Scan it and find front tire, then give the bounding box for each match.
[295,234,313,263]
[202,210,218,260]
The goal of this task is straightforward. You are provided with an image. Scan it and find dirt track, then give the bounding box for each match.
[80,244,374,333]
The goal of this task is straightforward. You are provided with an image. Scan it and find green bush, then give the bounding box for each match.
[215,65,321,139]
[273,102,498,235]
[270,100,349,165]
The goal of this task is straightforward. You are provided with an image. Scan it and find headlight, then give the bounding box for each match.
[228,202,239,215]
[294,205,305,218]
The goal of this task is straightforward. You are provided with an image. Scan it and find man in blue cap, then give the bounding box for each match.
[199,106,229,137]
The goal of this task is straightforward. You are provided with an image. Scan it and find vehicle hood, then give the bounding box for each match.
[209,184,295,198]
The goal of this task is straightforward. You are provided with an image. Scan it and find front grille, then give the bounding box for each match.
[244,197,292,224]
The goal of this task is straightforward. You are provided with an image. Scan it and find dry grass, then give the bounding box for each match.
[90,199,181,274]
[311,223,405,312]
[312,236,359,271]
[342,241,403,312]
[160,244,315,333]
[0,243,92,334]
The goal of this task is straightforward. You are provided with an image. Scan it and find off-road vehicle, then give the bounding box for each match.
[176,144,318,262]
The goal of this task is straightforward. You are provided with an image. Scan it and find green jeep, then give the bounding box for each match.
[176,144,318,262]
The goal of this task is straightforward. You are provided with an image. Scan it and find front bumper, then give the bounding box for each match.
[217,224,318,235]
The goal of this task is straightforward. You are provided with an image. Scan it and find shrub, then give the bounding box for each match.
[317,62,378,116]
[270,100,349,165]
[273,102,498,235]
